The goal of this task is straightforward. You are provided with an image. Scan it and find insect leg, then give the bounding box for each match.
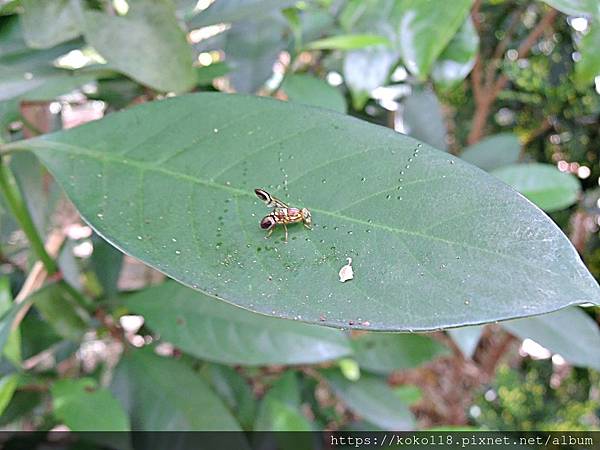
[265,227,274,239]
[283,224,288,242]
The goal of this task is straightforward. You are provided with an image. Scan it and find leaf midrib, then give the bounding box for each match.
[26,139,570,281]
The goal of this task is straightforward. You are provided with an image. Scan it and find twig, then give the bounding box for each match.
[12,230,65,330]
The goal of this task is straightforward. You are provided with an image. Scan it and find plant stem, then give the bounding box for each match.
[0,159,58,275]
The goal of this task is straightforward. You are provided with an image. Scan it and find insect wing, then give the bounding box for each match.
[269,195,289,208]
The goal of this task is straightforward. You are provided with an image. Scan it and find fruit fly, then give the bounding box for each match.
[254,188,312,241]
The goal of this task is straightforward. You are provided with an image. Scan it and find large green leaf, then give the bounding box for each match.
[51,378,130,431]
[76,0,195,93]
[11,93,600,331]
[351,333,449,375]
[125,282,352,365]
[111,347,242,430]
[502,307,600,370]
[325,371,415,430]
[397,0,474,79]
[460,133,521,172]
[492,163,580,212]
[21,0,80,49]
[281,74,347,113]
[431,17,479,89]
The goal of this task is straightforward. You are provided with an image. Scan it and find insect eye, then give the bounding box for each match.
[260,217,275,229]
[254,189,269,202]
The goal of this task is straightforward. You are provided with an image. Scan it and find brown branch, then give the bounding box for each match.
[484,8,523,89]
[12,230,65,331]
[467,8,559,145]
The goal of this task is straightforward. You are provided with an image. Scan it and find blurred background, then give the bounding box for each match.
[0,0,599,434]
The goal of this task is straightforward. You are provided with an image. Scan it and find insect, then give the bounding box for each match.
[254,188,312,241]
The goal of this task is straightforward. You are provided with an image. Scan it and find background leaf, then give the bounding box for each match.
[460,133,521,171]
[77,0,195,93]
[402,88,448,151]
[223,15,286,93]
[575,22,600,86]
[51,378,130,431]
[539,0,599,16]
[351,333,450,374]
[254,372,312,431]
[125,282,352,365]
[306,34,391,50]
[492,163,580,212]
[325,371,415,430]
[111,347,242,430]
[448,326,484,358]
[343,46,396,109]
[18,93,600,332]
[431,17,479,89]
[20,0,80,49]
[0,373,19,417]
[188,0,298,27]
[502,307,600,370]
[398,0,474,79]
[281,74,347,113]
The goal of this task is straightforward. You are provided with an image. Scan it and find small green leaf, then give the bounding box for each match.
[89,234,124,298]
[33,283,87,341]
[0,294,29,357]
[402,88,448,151]
[282,74,347,113]
[77,0,195,93]
[502,307,600,370]
[111,347,242,430]
[431,17,479,89]
[575,22,600,86]
[492,163,580,212]
[196,62,229,86]
[325,371,415,430]
[21,0,80,48]
[306,34,391,50]
[394,385,422,405]
[0,277,20,364]
[352,333,449,375]
[202,364,256,431]
[255,372,311,431]
[0,373,19,417]
[448,325,484,358]
[540,0,599,17]
[397,0,474,79]
[51,378,130,431]
[461,133,521,172]
[16,93,600,331]
[125,282,352,365]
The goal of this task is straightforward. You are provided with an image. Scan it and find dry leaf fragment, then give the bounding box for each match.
[339,257,354,282]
